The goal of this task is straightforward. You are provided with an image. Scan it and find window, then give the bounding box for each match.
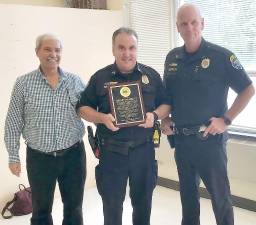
[127,0,173,75]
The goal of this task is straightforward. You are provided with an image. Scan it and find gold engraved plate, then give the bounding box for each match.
[120,86,131,97]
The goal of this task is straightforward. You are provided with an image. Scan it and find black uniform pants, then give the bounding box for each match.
[174,133,234,225]
[95,142,157,225]
[26,142,86,225]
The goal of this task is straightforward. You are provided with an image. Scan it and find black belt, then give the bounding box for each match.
[101,137,152,148]
[28,141,82,157]
[174,125,209,140]
[100,137,152,155]
[175,126,201,135]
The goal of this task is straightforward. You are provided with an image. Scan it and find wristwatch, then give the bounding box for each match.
[222,115,232,125]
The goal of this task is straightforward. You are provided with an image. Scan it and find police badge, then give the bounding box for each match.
[142,74,149,84]
[201,58,210,69]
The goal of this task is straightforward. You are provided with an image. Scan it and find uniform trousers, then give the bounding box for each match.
[26,142,86,225]
[174,133,234,225]
[95,142,157,225]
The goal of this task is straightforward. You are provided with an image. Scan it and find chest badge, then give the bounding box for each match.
[142,74,149,84]
[201,58,210,69]
[120,86,131,97]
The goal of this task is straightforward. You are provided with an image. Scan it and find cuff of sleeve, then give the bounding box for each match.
[9,155,20,164]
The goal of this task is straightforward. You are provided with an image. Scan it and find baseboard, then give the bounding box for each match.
[157,176,256,212]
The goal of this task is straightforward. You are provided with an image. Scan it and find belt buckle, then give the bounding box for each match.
[182,128,190,135]
[197,125,208,140]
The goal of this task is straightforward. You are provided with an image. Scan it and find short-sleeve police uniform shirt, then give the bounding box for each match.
[163,39,252,127]
[79,63,168,141]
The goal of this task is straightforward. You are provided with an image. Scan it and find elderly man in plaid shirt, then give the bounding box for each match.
[4,34,86,225]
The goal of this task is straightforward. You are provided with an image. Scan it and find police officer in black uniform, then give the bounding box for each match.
[77,27,170,225]
[161,4,255,225]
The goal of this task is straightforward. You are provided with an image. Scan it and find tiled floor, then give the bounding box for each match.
[1,186,256,225]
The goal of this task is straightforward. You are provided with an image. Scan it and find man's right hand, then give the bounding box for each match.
[102,113,119,132]
[9,162,21,177]
[161,117,174,135]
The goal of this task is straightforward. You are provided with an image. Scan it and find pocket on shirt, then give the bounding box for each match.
[66,88,80,107]
[97,89,110,111]
[26,96,53,118]
[141,85,156,109]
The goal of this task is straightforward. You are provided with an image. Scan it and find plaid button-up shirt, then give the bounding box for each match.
[4,68,85,163]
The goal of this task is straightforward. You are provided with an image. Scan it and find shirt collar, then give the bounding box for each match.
[111,62,142,77]
[176,38,206,61]
[37,66,67,81]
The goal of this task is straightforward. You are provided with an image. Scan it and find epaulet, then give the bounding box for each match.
[138,63,159,75]
[166,46,182,58]
[94,64,113,75]
[205,41,232,57]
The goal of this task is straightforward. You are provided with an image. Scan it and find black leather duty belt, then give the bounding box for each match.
[28,141,82,157]
[100,137,152,155]
[175,126,201,135]
[101,137,152,148]
[174,125,208,140]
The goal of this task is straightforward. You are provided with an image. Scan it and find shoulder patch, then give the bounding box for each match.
[230,54,243,70]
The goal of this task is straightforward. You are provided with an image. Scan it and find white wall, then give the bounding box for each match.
[157,136,256,201]
[0,3,122,210]
[0,0,124,9]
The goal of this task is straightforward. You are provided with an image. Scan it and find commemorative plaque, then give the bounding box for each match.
[108,81,146,127]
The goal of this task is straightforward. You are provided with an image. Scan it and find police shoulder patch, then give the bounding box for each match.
[230,54,243,70]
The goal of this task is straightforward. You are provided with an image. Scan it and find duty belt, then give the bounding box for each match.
[174,125,208,140]
[100,137,153,155]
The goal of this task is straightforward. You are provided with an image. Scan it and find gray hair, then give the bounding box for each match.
[35,33,62,51]
[112,27,138,44]
[177,3,202,20]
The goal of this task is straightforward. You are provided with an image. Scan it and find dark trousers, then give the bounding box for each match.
[174,134,234,225]
[95,142,157,225]
[26,142,86,225]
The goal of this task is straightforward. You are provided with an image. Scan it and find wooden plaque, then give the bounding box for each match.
[108,81,146,127]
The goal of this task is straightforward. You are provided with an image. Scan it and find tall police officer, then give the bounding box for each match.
[161,4,255,225]
[77,27,170,225]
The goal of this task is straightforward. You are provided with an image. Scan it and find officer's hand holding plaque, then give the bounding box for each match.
[108,81,146,127]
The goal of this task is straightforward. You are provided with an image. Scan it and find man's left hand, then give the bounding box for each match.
[203,117,227,137]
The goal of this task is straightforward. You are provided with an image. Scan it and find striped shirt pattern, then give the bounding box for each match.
[4,68,86,163]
